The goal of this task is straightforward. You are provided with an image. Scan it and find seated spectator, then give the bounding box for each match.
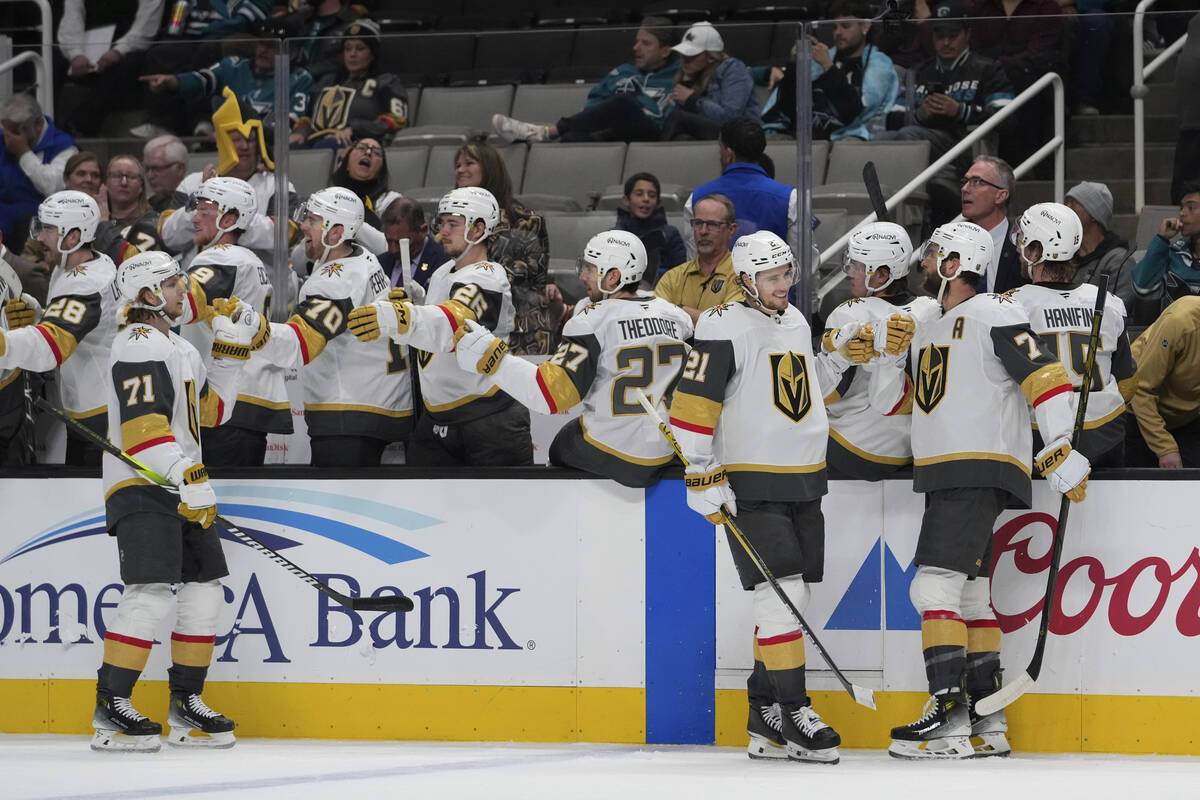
[615,172,686,283]
[379,197,447,290]
[1064,181,1135,306]
[662,22,760,141]
[289,20,409,149]
[1133,183,1200,315]
[492,17,680,143]
[808,0,899,140]
[452,143,557,355]
[960,155,1024,293]
[143,134,189,212]
[0,93,77,244]
[269,0,367,82]
[655,194,745,324]
[1128,296,1200,468]
[97,155,165,258]
[329,138,400,228]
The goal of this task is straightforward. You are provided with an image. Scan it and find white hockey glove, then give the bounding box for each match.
[873,313,916,357]
[685,465,737,525]
[390,284,426,306]
[821,321,874,371]
[1035,437,1091,503]
[347,299,412,342]
[211,306,265,361]
[454,319,508,375]
[175,463,217,528]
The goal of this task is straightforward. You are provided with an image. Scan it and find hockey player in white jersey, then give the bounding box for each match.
[872,221,1088,759]
[93,250,259,752]
[347,187,532,466]
[1006,202,1137,466]
[171,176,287,465]
[252,187,409,466]
[824,222,940,478]
[668,231,856,765]
[453,230,693,486]
[0,190,120,465]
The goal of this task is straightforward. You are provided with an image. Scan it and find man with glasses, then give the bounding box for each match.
[657,195,744,324]
[143,135,189,213]
[960,155,1024,294]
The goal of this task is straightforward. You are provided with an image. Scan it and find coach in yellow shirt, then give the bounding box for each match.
[654,193,744,323]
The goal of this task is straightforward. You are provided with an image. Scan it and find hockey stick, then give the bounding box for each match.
[34,397,413,613]
[975,275,1109,716]
[634,388,876,710]
[862,161,890,224]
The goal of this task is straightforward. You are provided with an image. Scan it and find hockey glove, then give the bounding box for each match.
[348,300,411,342]
[1035,437,1091,503]
[874,313,916,357]
[211,308,263,360]
[821,321,874,371]
[455,319,508,375]
[211,297,270,351]
[685,465,737,525]
[389,283,426,306]
[4,294,36,329]
[176,463,218,528]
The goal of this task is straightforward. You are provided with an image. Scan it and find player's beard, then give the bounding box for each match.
[921,266,944,298]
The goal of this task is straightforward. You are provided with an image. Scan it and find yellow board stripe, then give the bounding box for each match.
[580,418,675,466]
[726,461,825,474]
[921,618,967,648]
[120,413,173,451]
[536,362,582,413]
[913,450,1030,475]
[669,391,722,431]
[305,403,415,417]
[829,428,912,466]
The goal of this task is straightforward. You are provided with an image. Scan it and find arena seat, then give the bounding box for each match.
[422,143,528,188]
[519,142,627,210]
[385,145,431,192]
[391,85,516,145]
[542,211,615,259]
[766,139,829,185]
[622,140,721,194]
[509,84,594,128]
[287,149,336,200]
[814,140,931,224]
[570,27,637,67]
[1135,205,1177,248]
[475,30,575,81]
[375,33,476,87]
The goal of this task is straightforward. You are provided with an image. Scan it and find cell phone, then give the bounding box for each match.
[926,82,946,95]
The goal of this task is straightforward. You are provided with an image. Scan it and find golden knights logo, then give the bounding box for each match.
[311,86,357,132]
[915,344,950,413]
[319,262,344,278]
[130,325,153,341]
[769,351,812,422]
[67,264,89,277]
[709,278,725,294]
[705,303,732,318]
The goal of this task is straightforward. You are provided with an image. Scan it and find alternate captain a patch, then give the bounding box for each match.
[915,344,950,414]
[769,351,812,423]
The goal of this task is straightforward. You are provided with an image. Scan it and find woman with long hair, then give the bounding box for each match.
[329,137,399,228]
[665,22,760,140]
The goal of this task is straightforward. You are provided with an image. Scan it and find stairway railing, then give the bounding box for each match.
[1133,1,1189,212]
[0,0,53,113]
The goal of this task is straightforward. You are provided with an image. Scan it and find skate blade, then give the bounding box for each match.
[747,735,788,760]
[888,735,974,760]
[91,729,161,753]
[971,732,1011,757]
[166,727,236,749]
[786,743,840,765]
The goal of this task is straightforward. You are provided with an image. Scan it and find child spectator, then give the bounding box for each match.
[615,172,686,284]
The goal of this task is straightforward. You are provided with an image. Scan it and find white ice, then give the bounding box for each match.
[4,735,1199,800]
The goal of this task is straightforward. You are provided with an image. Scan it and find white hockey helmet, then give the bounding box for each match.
[300,186,364,245]
[580,230,647,295]
[732,230,796,300]
[437,186,500,245]
[923,220,994,278]
[188,176,258,233]
[1015,202,1083,265]
[843,221,912,293]
[116,250,185,320]
[30,190,100,255]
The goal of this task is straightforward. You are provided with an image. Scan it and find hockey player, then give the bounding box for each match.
[874,221,1089,759]
[0,190,119,465]
[252,186,409,466]
[347,187,532,466]
[92,250,261,751]
[452,229,693,486]
[824,222,940,478]
[1006,202,1137,467]
[172,177,287,466]
[667,231,863,765]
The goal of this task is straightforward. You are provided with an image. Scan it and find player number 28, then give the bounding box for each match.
[43,297,87,325]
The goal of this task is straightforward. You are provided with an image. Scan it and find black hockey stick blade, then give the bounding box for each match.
[349,594,415,612]
[862,161,890,223]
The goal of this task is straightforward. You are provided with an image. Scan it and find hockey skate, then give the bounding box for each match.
[968,693,1011,757]
[747,701,787,760]
[888,693,973,760]
[166,692,236,748]
[92,692,162,752]
[780,702,841,764]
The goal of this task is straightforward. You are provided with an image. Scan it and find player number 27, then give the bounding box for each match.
[612,343,688,416]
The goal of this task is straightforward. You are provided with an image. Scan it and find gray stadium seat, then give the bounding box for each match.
[423,143,528,189]
[814,140,930,224]
[385,146,430,193]
[813,208,849,265]
[1135,205,1177,248]
[391,85,516,145]
[287,149,335,200]
[519,142,627,210]
[622,141,721,194]
[395,186,454,221]
[542,211,614,260]
[509,84,593,127]
[765,140,829,186]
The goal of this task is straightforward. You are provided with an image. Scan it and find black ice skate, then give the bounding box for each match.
[780,702,841,764]
[747,701,787,760]
[166,692,236,748]
[888,692,973,760]
[968,692,1011,757]
[92,692,162,752]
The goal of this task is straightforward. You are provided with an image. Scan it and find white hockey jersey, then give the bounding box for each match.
[103,322,241,526]
[257,245,411,440]
[671,302,829,502]
[159,170,296,257]
[178,243,291,434]
[0,252,119,433]
[824,293,941,476]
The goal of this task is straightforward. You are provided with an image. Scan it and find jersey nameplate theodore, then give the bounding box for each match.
[770,351,812,422]
[915,344,950,414]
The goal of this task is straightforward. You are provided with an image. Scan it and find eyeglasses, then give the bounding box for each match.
[353,143,383,157]
[960,175,1006,191]
[691,218,730,231]
[108,172,142,183]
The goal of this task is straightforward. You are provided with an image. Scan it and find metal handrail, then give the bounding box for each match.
[0,0,53,113]
[817,71,1065,300]
[1133,1,1188,212]
[0,50,46,111]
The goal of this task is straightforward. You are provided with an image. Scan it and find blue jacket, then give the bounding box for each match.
[810,44,899,140]
[691,162,792,247]
[1133,234,1200,312]
[587,57,681,128]
[678,58,761,124]
[0,115,75,239]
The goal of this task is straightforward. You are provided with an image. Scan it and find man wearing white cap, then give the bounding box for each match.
[1064,181,1135,306]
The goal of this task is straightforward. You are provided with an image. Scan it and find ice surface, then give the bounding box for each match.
[4,735,1198,800]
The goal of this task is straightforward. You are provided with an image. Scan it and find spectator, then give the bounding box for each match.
[1071,1,1122,116]
[0,93,77,244]
[1132,182,1200,314]
[960,154,1024,293]
[143,135,189,212]
[1171,13,1200,206]
[329,138,399,228]
[452,143,557,355]
[615,172,686,283]
[684,116,798,260]
[492,17,680,143]
[662,22,761,141]
[289,20,409,149]
[809,0,899,141]
[872,0,937,70]
[655,193,745,323]
[1128,296,1200,468]
[56,0,161,137]
[270,0,367,82]
[97,155,165,258]
[1064,181,1136,306]
[378,198,447,290]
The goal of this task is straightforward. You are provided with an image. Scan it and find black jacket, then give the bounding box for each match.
[615,206,687,282]
[994,230,1026,294]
